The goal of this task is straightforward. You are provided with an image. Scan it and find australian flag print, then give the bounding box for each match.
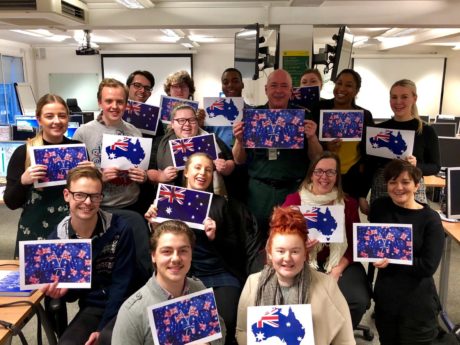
[366,126,415,159]
[19,239,92,289]
[203,97,244,126]
[123,100,160,136]
[320,110,364,141]
[155,184,213,230]
[101,134,152,170]
[169,133,218,170]
[159,95,199,123]
[148,288,222,345]
[299,205,345,243]
[290,86,320,111]
[30,144,88,188]
[243,109,305,149]
[248,305,315,345]
[354,223,413,265]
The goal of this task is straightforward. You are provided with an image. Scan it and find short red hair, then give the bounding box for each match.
[266,206,308,254]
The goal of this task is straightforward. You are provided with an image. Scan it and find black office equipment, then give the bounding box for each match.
[431,123,457,137]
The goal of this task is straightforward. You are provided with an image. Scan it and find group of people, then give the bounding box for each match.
[4,65,445,345]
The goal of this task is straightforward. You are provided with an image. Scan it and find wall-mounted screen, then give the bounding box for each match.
[234,24,260,81]
[446,167,460,220]
[330,26,354,82]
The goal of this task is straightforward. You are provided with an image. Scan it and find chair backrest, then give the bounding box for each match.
[66,98,82,113]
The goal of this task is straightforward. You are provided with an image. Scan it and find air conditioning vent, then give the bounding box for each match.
[62,1,85,21]
[0,0,36,10]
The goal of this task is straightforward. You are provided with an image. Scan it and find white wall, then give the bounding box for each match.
[443,50,460,116]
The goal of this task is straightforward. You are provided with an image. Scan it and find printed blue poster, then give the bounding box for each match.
[290,86,320,111]
[148,288,222,345]
[319,110,364,141]
[123,100,161,135]
[168,133,218,170]
[243,109,305,149]
[353,223,413,265]
[159,96,199,123]
[30,144,88,188]
[19,239,92,289]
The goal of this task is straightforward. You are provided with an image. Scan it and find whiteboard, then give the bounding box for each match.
[14,83,36,116]
[353,57,445,119]
[101,54,193,106]
[49,73,100,111]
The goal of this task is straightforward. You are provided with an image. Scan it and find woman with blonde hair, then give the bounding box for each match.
[365,79,440,209]
[4,93,92,257]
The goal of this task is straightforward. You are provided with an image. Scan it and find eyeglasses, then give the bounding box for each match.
[171,83,189,91]
[130,82,152,92]
[174,117,198,125]
[313,169,337,177]
[68,191,104,203]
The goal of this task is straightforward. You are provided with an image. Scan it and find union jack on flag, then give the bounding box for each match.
[303,208,318,222]
[209,100,225,111]
[158,184,186,205]
[257,308,280,328]
[110,137,130,151]
[374,131,391,143]
[171,138,195,154]
[126,102,141,115]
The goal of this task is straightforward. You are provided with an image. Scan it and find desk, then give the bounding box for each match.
[0,260,56,345]
[439,221,460,313]
[424,175,446,188]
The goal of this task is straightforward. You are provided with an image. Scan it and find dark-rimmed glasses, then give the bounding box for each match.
[68,191,104,203]
[130,82,152,92]
[312,169,337,177]
[173,118,198,125]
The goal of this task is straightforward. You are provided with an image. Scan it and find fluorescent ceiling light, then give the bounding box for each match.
[160,29,184,38]
[160,36,181,43]
[181,43,194,48]
[10,30,44,38]
[188,35,216,43]
[453,44,460,50]
[115,0,154,9]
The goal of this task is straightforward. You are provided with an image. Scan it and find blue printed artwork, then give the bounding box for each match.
[19,239,92,289]
[30,144,88,188]
[366,127,415,159]
[168,133,218,170]
[101,134,152,170]
[0,271,33,296]
[148,288,222,345]
[123,100,161,136]
[353,223,413,265]
[319,110,364,141]
[159,95,199,123]
[243,109,305,149]
[203,97,244,126]
[154,183,213,230]
[299,205,345,243]
[247,305,314,345]
[290,86,320,111]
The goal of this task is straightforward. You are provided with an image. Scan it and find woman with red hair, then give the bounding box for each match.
[235,206,354,345]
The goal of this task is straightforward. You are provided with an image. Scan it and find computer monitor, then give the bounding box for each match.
[69,114,84,126]
[0,140,25,177]
[431,123,457,137]
[70,111,94,124]
[419,115,430,123]
[446,167,460,220]
[15,116,39,132]
[439,137,460,168]
[11,125,37,141]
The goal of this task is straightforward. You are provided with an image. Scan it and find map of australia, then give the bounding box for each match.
[251,307,305,345]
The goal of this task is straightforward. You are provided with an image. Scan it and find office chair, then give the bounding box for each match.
[66,98,82,113]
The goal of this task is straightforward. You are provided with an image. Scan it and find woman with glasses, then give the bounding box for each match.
[154,104,235,196]
[4,93,93,258]
[282,151,370,329]
[145,153,245,345]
